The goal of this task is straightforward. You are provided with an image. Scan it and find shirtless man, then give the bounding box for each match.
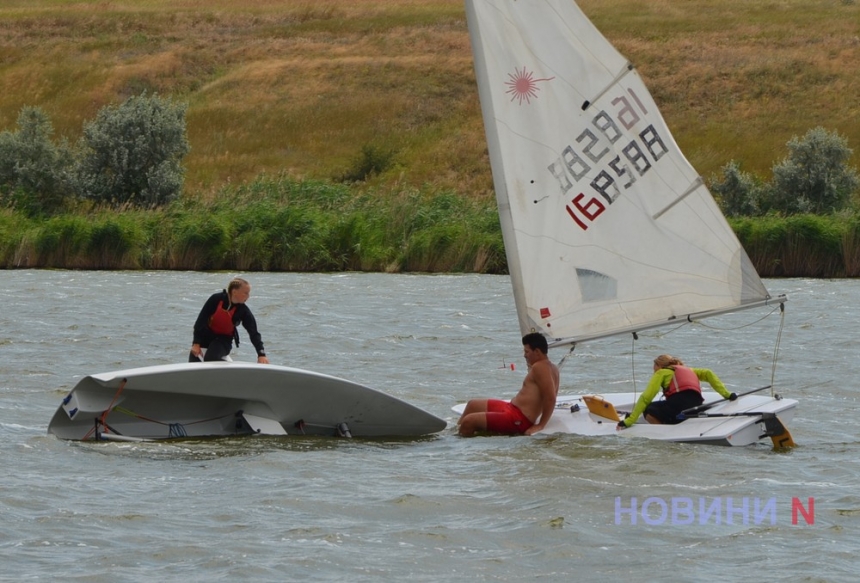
[457,332,560,436]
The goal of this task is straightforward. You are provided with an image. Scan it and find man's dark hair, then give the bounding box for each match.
[522,332,548,354]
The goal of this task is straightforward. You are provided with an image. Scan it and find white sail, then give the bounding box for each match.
[465,0,777,347]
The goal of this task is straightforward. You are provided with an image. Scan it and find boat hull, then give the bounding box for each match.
[49,362,447,441]
[453,391,797,446]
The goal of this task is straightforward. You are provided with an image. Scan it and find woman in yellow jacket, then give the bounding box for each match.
[617,354,736,429]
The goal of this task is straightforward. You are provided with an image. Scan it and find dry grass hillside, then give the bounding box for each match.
[1,0,858,198]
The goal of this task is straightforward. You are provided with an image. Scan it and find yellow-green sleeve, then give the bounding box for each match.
[623,369,672,426]
[692,368,731,399]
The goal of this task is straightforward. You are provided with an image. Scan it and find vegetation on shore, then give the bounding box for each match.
[2,0,860,274]
[0,177,504,272]
[5,173,860,277]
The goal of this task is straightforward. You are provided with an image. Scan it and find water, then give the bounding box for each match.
[1,271,858,582]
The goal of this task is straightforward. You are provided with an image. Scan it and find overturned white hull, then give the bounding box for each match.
[49,362,447,441]
[454,391,797,447]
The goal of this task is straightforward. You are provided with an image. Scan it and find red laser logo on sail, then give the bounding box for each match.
[505,67,554,105]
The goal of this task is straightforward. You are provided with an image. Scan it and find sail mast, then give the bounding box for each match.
[465,0,530,337]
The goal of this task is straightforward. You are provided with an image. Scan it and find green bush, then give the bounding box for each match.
[711,160,764,217]
[338,144,396,183]
[75,93,190,208]
[712,128,860,217]
[0,107,75,216]
[768,127,860,215]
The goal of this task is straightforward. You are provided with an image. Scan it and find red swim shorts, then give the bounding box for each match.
[485,399,533,434]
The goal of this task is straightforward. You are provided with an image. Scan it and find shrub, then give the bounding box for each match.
[75,93,190,208]
[0,107,75,216]
[338,144,396,183]
[711,160,764,217]
[767,127,860,215]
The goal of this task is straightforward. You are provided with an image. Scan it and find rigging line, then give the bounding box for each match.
[642,320,691,338]
[631,333,638,406]
[184,412,237,426]
[556,344,576,370]
[113,406,169,425]
[770,303,786,397]
[99,378,128,434]
[112,406,235,427]
[694,306,781,331]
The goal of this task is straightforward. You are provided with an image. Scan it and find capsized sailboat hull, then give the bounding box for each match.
[453,392,797,446]
[49,362,447,441]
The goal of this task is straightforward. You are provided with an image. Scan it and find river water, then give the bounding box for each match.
[1,271,858,582]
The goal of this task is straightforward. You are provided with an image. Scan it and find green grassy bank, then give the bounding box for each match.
[3,175,860,277]
[0,178,504,273]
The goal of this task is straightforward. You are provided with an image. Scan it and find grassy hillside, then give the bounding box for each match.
[1,0,858,199]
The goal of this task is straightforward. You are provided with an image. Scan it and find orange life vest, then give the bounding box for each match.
[663,365,702,397]
[208,301,237,336]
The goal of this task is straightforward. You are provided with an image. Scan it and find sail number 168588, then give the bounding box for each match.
[547,93,670,231]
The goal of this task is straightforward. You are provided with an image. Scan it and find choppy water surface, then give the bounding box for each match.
[1,271,858,582]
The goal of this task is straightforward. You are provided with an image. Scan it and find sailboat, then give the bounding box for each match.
[455,0,797,446]
[48,362,447,441]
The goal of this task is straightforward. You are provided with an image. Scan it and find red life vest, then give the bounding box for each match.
[663,365,702,397]
[208,301,237,336]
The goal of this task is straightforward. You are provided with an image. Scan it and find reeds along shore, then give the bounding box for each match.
[2,177,860,277]
[0,179,505,274]
[731,214,860,278]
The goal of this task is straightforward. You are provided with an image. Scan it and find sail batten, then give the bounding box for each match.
[466,0,775,344]
[653,177,705,220]
[582,63,634,111]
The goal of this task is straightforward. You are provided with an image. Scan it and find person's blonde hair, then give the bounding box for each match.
[227,277,249,293]
[654,354,684,369]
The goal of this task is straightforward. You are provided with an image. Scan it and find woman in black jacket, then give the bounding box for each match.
[189,277,269,364]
